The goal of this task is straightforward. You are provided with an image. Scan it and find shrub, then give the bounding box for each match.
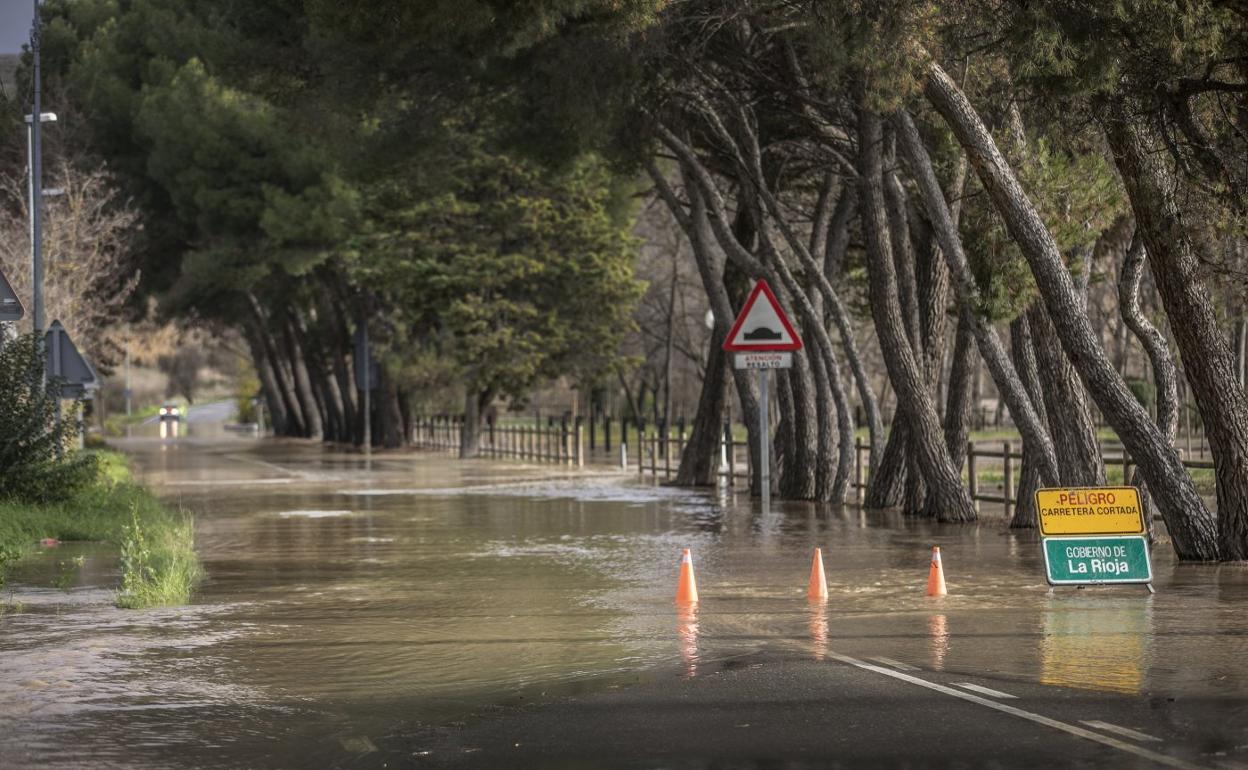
[0,333,97,503]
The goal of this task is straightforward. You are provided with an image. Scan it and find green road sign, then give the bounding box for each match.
[1043,536,1152,585]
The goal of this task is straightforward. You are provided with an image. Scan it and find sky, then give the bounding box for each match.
[1,0,35,55]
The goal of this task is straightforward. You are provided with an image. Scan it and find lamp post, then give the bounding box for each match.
[25,111,55,335]
[28,0,53,337]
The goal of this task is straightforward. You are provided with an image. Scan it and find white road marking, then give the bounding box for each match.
[868,656,918,671]
[956,682,1018,699]
[1081,720,1162,743]
[827,651,1210,770]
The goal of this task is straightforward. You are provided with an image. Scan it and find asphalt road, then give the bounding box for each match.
[398,648,1246,769]
[140,399,236,425]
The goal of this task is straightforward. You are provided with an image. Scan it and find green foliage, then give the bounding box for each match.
[960,130,1125,322]
[235,368,261,424]
[0,449,200,607]
[0,334,98,503]
[354,123,643,402]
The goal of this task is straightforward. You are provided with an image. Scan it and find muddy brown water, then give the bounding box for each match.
[2,435,1247,768]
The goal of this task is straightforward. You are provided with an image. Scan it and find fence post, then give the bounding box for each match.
[967,441,979,513]
[855,437,864,504]
[605,416,613,460]
[652,431,660,478]
[724,420,735,488]
[638,429,645,479]
[1002,440,1013,519]
[620,438,628,469]
[576,423,584,468]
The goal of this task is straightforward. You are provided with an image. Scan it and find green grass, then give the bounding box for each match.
[0,449,200,609]
[102,405,163,437]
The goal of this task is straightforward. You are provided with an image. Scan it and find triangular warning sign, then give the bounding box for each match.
[45,320,97,391]
[0,266,24,322]
[722,279,803,352]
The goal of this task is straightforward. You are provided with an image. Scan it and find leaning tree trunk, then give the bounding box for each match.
[924,61,1218,559]
[674,335,728,486]
[885,148,928,515]
[282,314,324,441]
[649,161,765,496]
[245,294,306,436]
[893,111,1059,488]
[460,387,485,458]
[1101,99,1248,560]
[243,327,288,435]
[944,312,976,475]
[1027,302,1106,485]
[915,213,952,518]
[858,102,976,522]
[1119,231,1179,540]
[868,416,909,508]
[1010,315,1047,528]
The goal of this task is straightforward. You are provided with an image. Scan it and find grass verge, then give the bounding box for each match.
[0,449,200,609]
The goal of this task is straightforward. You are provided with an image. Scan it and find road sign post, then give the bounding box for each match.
[722,279,803,510]
[1035,486,1152,590]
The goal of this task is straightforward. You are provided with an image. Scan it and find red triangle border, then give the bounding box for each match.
[722,279,803,352]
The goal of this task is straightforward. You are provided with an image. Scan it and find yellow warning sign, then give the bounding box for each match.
[1035,487,1145,536]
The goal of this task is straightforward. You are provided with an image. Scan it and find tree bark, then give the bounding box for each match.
[944,311,976,472]
[858,103,976,522]
[1027,302,1106,485]
[1119,231,1180,537]
[245,293,306,436]
[460,387,487,458]
[281,313,324,441]
[893,111,1060,487]
[1101,99,1248,560]
[674,333,728,486]
[924,62,1218,559]
[244,326,288,435]
[868,416,909,508]
[1010,315,1046,528]
[649,160,765,496]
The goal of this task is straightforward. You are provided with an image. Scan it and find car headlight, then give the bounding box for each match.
[159,407,168,416]
[170,407,180,416]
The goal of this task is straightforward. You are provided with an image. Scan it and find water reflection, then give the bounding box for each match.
[927,614,949,670]
[807,601,828,661]
[1040,592,1152,695]
[677,604,699,677]
[3,438,1248,770]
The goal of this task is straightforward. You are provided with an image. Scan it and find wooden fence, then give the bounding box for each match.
[413,416,587,467]
[413,415,1215,512]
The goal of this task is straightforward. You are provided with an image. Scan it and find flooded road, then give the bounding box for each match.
[2,435,1248,768]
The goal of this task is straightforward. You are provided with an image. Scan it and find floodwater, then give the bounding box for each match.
[2,434,1247,768]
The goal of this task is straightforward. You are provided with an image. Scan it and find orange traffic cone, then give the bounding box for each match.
[807,548,828,601]
[676,548,699,604]
[926,546,947,597]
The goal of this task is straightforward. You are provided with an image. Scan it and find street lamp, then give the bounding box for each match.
[25,111,56,336]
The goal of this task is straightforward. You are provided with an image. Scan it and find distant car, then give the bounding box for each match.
[158,404,182,423]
